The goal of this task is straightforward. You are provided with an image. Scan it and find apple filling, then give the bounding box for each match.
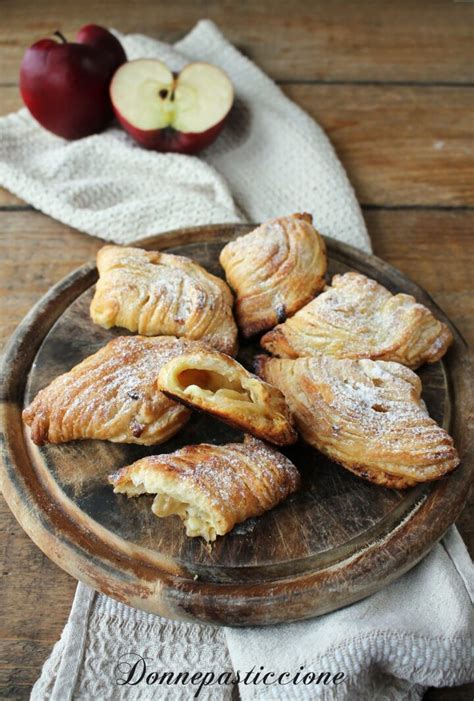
[172,366,264,413]
[152,492,217,542]
[113,470,219,541]
[157,353,299,446]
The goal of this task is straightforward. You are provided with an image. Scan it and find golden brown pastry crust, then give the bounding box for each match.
[157,347,297,446]
[256,354,459,488]
[108,435,301,541]
[22,336,194,446]
[90,245,238,355]
[261,272,453,369]
[219,213,327,337]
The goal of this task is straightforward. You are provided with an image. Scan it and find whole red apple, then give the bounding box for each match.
[20,25,126,139]
[110,59,234,154]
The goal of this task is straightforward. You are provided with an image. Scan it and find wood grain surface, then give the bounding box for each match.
[1,0,473,84]
[0,1,473,698]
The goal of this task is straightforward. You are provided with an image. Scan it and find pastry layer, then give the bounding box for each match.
[22,336,194,446]
[256,353,459,488]
[91,245,238,355]
[158,348,297,446]
[261,272,453,369]
[109,435,301,541]
[219,213,327,337]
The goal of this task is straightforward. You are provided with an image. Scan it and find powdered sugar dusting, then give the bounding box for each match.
[118,436,300,533]
[262,354,459,482]
[23,336,197,445]
[264,272,452,368]
[91,246,237,354]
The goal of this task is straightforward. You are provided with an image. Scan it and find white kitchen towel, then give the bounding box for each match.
[0,19,471,701]
[30,529,473,701]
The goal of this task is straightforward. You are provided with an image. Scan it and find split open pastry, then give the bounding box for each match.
[256,354,459,489]
[90,245,238,355]
[261,272,453,369]
[219,213,327,337]
[157,347,297,445]
[108,435,301,541]
[22,336,194,446]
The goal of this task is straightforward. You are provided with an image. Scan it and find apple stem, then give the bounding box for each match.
[53,30,68,44]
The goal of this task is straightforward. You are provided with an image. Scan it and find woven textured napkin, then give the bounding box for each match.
[0,20,471,701]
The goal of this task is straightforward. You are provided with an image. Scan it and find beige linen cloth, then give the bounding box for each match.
[0,20,472,701]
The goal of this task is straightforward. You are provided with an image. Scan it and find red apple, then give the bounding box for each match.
[20,25,126,139]
[110,59,234,154]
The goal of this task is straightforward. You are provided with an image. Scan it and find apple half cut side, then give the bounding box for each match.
[110,59,234,154]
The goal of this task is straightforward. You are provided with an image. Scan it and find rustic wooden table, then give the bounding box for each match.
[0,1,472,699]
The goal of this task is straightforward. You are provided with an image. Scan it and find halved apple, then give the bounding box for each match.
[110,59,234,154]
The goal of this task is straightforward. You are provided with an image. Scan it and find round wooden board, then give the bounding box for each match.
[0,225,472,626]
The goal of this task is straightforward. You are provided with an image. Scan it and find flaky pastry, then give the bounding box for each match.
[108,435,301,541]
[157,347,297,445]
[90,245,238,355]
[261,272,453,369]
[219,213,327,337]
[256,354,459,488]
[23,336,193,446]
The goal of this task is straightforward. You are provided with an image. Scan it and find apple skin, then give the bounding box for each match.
[114,112,228,154]
[20,26,126,140]
[75,25,126,77]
